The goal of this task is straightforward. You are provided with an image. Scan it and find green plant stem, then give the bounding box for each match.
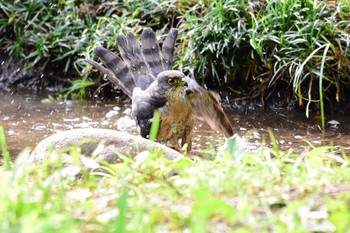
[149,110,161,141]
[319,44,330,130]
[0,126,11,170]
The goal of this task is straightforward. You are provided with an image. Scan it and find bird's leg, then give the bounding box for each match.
[181,126,192,153]
[164,134,191,154]
[166,142,183,153]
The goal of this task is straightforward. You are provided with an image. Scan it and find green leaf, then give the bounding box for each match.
[218,134,246,161]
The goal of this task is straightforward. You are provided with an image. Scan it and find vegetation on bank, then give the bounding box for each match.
[180,0,350,128]
[1,1,350,116]
[1,129,350,232]
[0,0,191,97]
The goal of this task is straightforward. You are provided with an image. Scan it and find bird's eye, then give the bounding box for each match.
[167,78,177,85]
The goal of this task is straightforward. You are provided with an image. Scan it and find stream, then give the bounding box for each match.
[1,92,350,158]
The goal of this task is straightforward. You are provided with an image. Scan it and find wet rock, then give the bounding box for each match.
[28,128,182,166]
[0,51,36,91]
[116,115,135,131]
[0,51,66,93]
[327,120,340,129]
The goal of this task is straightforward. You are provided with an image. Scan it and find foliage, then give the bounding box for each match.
[179,0,251,86]
[62,78,96,100]
[0,0,192,97]
[1,131,350,232]
[180,0,350,122]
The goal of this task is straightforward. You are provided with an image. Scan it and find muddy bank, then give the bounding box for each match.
[0,51,73,93]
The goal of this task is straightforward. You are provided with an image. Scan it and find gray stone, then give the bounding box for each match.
[28,128,182,166]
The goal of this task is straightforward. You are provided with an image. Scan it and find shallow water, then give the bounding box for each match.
[1,92,349,158]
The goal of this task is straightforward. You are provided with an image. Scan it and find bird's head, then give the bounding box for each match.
[157,70,187,87]
[154,70,188,98]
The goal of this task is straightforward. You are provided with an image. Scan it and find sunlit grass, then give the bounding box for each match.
[1,131,350,232]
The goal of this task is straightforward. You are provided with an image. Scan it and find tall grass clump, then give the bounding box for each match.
[180,0,350,121]
[179,0,252,87]
[0,0,193,97]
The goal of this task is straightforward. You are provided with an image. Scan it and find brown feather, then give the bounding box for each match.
[157,85,194,150]
[188,91,233,137]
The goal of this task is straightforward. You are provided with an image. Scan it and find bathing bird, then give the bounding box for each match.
[87,28,233,151]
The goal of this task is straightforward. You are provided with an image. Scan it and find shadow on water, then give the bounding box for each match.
[1,92,349,159]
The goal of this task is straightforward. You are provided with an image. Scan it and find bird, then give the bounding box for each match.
[87,28,233,151]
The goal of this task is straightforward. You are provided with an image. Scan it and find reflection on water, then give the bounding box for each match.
[0,92,349,158]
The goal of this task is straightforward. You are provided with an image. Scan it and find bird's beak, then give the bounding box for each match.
[181,77,188,87]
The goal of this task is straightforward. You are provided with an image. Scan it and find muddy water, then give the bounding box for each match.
[1,92,349,158]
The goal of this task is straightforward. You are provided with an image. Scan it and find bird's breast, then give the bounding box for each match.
[156,94,194,142]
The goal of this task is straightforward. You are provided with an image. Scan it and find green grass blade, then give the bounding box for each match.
[293,44,328,91]
[114,188,129,233]
[267,128,280,158]
[319,44,330,130]
[149,110,161,141]
[0,126,11,170]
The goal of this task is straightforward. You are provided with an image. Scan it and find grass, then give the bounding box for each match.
[1,130,350,232]
[0,126,10,170]
[0,0,190,98]
[179,0,350,126]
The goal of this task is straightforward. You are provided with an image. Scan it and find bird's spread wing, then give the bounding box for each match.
[186,78,233,138]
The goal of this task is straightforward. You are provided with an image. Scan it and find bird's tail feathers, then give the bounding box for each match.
[89,28,179,96]
[141,28,163,76]
[161,28,178,70]
[117,32,150,82]
[89,46,136,97]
